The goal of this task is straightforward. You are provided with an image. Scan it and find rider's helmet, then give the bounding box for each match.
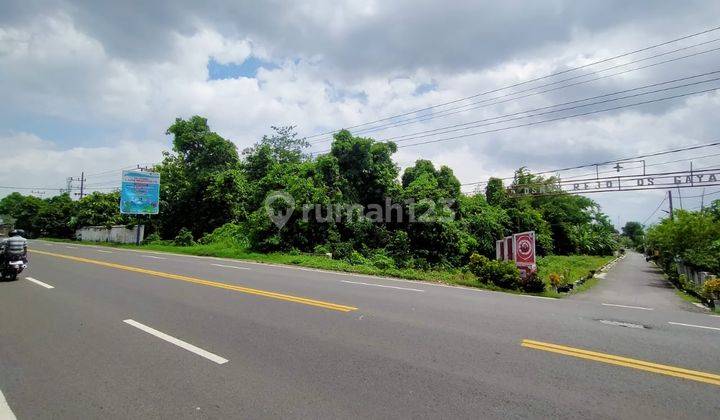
[9,229,25,237]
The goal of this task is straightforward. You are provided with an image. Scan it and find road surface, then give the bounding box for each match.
[569,252,703,312]
[1,242,719,419]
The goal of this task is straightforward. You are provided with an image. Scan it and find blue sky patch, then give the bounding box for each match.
[414,81,438,96]
[207,56,278,80]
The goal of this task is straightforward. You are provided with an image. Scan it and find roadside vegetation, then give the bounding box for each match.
[645,204,720,308]
[3,115,621,296]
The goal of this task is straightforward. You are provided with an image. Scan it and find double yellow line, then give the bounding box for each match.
[522,339,720,386]
[32,249,357,312]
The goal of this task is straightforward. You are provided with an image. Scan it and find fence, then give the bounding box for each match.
[676,260,713,289]
[75,225,144,244]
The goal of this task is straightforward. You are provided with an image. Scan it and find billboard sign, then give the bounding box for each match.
[120,170,160,215]
[513,231,536,268]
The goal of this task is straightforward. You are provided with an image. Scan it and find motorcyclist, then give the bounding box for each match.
[2,229,28,263]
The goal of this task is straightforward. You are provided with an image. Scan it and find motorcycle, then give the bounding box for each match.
[1,253,27,281]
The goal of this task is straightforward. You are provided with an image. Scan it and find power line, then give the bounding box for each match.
[305,25,720,141]
[311,42,720,144]
[375,72,720,145]
[642,195,668,225]
[314,85,719,154]
[389,86,719,150]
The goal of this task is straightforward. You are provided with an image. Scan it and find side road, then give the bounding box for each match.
[570,251,703,312]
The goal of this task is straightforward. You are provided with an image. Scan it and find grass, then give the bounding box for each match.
[40,238,616,298]
[674,288,702,304]
[537,255,615,285]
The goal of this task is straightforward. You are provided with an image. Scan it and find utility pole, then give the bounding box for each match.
[668,190,674,221]
[677,186,683,210]
[70,172,87,199]
[80,171,85,199]
[701,187,706,210]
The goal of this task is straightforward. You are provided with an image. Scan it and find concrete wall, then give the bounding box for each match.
[676,261,712,289]
[75,225,144,244]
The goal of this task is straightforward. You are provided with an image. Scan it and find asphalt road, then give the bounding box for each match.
[1,242,719,419]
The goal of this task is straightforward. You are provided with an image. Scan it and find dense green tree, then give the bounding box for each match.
[74,191,130,228]
[0,192,46,236]
[0,116,621,272]
[646,207,720,273]
[156,115,245,238]
[35,194,76,237]
[485,177,507,207]
[330,130,400,206]
[621,221,645,248]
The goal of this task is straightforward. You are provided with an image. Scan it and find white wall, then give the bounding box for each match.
[75,225,144,244]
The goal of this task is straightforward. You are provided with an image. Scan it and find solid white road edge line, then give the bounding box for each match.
[601,303,654,311]
[141,255,167,260]
[0,389,16,420]
[25,277,54,289]
[668,321,720,331]
[123,319,228,364]
[64,246,77,249]
[211,263,250,270]
[95,249,113,254]
[341,280,425,292]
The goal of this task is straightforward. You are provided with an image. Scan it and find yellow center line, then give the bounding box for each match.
[521,339,720,386]
[31,249,358,313]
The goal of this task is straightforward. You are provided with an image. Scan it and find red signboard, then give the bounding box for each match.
[513,231,536,267]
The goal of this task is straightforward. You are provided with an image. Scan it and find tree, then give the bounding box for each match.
[0,192,46,236]
[75,191,129,228]
[330,129,400,207]
[34,194,76,237]
[485,177,507,207]
[621,221,645,248]
[157,116,245,238]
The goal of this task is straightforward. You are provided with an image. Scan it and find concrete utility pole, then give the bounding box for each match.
[70,172,87,199]
[668,190,674,221]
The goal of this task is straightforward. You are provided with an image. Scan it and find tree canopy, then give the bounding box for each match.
[0,115,620,270]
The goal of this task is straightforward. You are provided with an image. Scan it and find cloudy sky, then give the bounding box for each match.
[2,0,720,227]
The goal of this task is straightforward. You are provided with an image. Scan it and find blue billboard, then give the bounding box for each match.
[120,170,160,215]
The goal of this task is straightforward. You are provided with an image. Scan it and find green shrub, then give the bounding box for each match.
[347,251,370,266]
[330,242,353,260]
[313,244,331,256]
[199,223,248,248]
[173,227,195,247]
[487,260,521,289]
[467,253,521,289]
[387,230,412,268]
[518,271,545,293]
[143,232,161,244]
[370,251,395,270]
[467,253,491,278]
[678,274,696,292]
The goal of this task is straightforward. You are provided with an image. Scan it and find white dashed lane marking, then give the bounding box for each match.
[25,277,54,289]
[669,322,720,332]
[123,319,228,364]
[602,303,653,311]
[211,263,250,270]
[341,280,425,292]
